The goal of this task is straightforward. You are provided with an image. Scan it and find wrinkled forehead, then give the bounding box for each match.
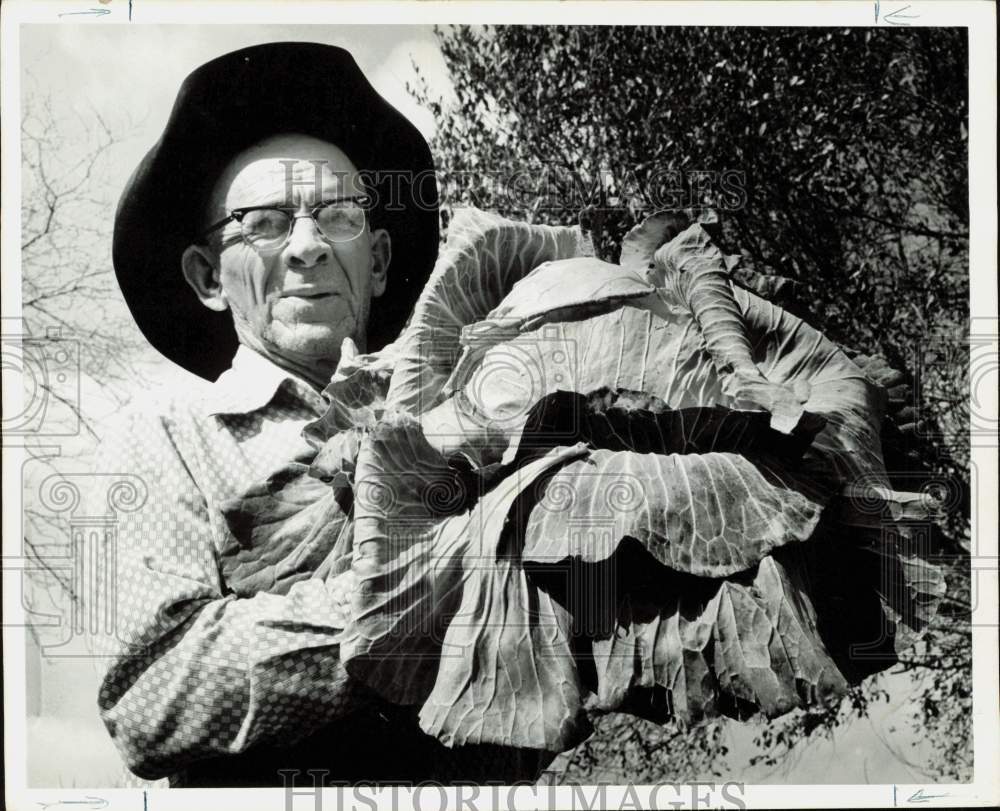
[209,133,366,214]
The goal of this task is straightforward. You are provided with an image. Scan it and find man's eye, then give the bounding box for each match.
[316,203,366,240]
[241,210,290,241]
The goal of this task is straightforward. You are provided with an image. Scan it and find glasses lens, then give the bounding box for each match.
[315,201,367,243]
[241,209,291,249]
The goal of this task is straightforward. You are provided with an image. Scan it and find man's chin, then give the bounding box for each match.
[270,329,353,366]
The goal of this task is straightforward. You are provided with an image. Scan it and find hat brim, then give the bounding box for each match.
[113,42,439,381]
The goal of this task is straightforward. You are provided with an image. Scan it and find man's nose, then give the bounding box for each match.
[282,215,331,269]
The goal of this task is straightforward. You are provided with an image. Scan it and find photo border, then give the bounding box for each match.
[2,2,996,808]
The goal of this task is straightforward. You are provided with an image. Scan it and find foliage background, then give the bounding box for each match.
[409,25,972,783]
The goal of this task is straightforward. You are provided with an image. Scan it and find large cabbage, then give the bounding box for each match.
[223,208,945,756]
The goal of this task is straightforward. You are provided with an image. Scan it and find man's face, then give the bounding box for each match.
[185,133,390,380]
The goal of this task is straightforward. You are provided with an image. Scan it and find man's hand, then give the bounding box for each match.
[851,352,907,392]
[851,352,923,434]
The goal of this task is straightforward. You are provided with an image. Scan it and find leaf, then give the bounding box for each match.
[512,388,821,465]
[729,265,808,318]
[578,548,850,723]
[303,347,393,447]
[522,447,825,578]
[873,536,947,653]
[437,274,886,489]
[385,208,591,416]
[619,210,692,271]
[341,409,594,752]
[219,463,353,596]
[416,517,591,749]
[488,256,654,325]
[782,522,947,681]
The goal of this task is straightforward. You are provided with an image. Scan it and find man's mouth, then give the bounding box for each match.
[283,290,338,300]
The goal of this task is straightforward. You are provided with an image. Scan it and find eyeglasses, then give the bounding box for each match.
[201,195,371,252]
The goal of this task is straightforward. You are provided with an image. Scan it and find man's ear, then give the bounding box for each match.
[181,244,228,312]
[369,228,391,298]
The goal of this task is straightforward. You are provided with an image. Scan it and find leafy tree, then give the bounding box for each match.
[411,25,971,782]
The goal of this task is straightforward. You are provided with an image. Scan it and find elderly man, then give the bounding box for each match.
[100,42,541,787]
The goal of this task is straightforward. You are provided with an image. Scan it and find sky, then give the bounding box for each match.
[20,24,454,209]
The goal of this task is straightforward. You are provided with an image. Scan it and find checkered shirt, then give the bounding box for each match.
[95,345,367,781]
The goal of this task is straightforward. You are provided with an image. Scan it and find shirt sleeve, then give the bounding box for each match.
[94,405,365,780]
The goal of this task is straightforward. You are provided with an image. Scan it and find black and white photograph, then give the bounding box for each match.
[2,2,997,809]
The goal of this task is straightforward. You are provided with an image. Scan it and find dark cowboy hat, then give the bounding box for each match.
[113,42,439,381]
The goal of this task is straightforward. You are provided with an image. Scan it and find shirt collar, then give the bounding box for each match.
[201,344,324,417]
